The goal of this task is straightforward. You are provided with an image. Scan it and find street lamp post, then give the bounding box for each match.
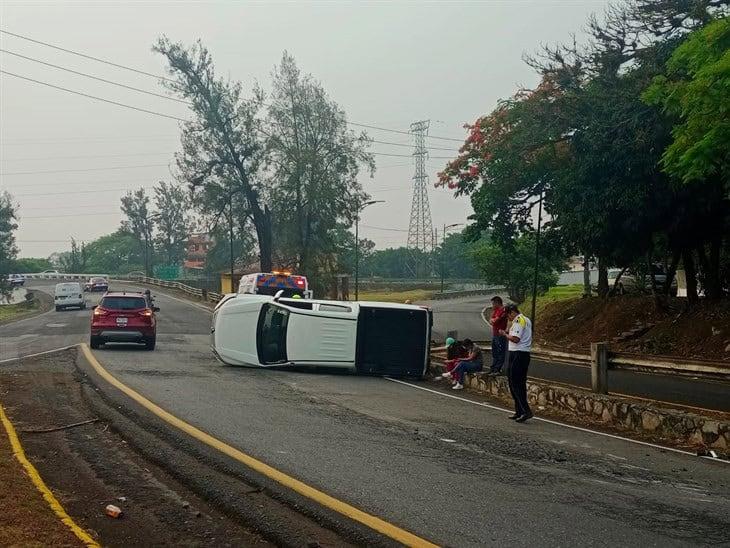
[530,189,544,328]
[441,223,463,293]
[355,200,385,300]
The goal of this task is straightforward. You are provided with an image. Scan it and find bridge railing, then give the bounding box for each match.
[117,274,224,304]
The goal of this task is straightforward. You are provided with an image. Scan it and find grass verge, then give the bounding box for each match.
[0,300,38,322]
[356,289,436,303]
[523,284,584,321]
[0,411,82,547]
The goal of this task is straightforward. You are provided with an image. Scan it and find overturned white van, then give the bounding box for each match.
[211,294,432,378]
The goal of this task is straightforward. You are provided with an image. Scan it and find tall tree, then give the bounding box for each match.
[266,52,374,279]
[153,181,191,265]
[0,191,18,297]
[154,38,272,271]
[121,188,155,276]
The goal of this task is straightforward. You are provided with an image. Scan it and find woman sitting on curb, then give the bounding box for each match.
[441,339,484,390]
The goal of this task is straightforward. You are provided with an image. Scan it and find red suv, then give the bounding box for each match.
[90,292,159,350]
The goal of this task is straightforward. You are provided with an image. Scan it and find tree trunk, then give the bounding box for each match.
[699,237,723,300]
[609,266,628,296]
[582,252,592,298]
[597,257,609,298]
[682,249,698,304]
[664,250,681,296]
[255,205,273,272]
[646,253,658,297]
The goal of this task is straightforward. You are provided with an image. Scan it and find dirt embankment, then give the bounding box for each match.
[536,295,730,361]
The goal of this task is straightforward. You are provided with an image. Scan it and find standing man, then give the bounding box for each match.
[487,296,508,375]
[499,304,533,422]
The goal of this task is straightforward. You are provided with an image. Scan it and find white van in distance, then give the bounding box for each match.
[54,282,86,311]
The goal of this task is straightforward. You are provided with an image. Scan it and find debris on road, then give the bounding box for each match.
[105,504,122,518]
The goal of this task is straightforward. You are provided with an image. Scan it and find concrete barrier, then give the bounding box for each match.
[430,361,729,452]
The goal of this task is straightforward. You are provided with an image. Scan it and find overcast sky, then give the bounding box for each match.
[1,0,608,258]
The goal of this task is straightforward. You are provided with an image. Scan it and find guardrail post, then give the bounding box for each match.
[591,342,609,394]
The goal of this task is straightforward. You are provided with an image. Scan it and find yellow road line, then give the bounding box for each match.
[0,403,99,547]
[80,344,438,548]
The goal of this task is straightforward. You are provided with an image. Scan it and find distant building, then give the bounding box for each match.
[184,233,213,270]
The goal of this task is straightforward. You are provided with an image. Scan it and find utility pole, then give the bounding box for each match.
[228,195,235,293]
[355,200,384,300]
[441,223,463,293]
[406,120,435,278]
[530,189,544,328]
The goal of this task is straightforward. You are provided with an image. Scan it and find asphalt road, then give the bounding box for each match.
[423,295,730,412]
[2,281,728,546]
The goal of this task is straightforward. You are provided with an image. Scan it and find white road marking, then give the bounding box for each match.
[385,377,729,465]
[45,323,68,328]
[0,344,79,364]
[439,438,457,443]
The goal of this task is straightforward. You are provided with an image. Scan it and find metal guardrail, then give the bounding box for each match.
[431,342,730,382]
[430,288,504,301]
[119,275,224,304]
[22,272,110,280]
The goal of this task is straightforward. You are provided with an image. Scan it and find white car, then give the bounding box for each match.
[211,294,432,377]
[6,274,25,287]
[54,282,86,311]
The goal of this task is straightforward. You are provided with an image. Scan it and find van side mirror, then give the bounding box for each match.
[273,289,284,301]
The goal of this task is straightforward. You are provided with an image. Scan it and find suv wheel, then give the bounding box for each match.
[90,336,102,349]
[144,337,156,351]
[55,305,61,312]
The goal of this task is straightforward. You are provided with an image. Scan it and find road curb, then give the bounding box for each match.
[75,344,437,547]
[0,401,99,547]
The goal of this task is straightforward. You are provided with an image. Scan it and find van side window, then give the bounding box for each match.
[318,304,352,313]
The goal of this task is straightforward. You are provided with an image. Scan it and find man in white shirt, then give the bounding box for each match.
[499,304,533,422]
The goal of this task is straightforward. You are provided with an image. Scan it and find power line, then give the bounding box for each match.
[349,120,464,143]
[0,29,465,144]
[1,162,169,176]
[371,151,453,159]
[4,177,156,188]
[370,138,457,152]
[0,49,191,105]
[0,70,187,122]
[0,28,176,84]
[21,211,120,219]
[2,151,174,162]
[361,224,409,233]
[14,186,154,197]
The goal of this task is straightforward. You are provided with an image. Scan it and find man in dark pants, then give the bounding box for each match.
[499,304,533,422]
[487,296,508,375]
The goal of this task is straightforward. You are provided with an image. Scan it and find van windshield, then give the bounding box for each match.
[257,304,289,364]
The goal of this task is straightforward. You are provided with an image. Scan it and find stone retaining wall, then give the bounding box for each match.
[432,363,729,452]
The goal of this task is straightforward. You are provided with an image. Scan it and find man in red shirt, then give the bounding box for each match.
[487,296,508,375]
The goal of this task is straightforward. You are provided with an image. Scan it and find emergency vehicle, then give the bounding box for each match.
[237,272,313,299]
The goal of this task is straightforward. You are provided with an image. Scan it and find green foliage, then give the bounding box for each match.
[153,182,191,265]
[121,188,155,276]
[644,17,730,183]
[83,230,145,275]
[266,53,374,282]
[468,232,563,303]
[0,192,18,297]
[10,257,52,273]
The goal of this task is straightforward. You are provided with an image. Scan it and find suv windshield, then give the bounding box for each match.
[100,296,146,310]
[257,304,289,364]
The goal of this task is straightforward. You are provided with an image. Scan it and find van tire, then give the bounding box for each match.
[80,303,86,310]
[55,305,61,312]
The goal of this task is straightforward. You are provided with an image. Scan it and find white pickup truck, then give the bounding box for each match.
[211,294,432,378]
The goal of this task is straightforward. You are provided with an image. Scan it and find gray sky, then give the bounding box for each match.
[1,0,608,258]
